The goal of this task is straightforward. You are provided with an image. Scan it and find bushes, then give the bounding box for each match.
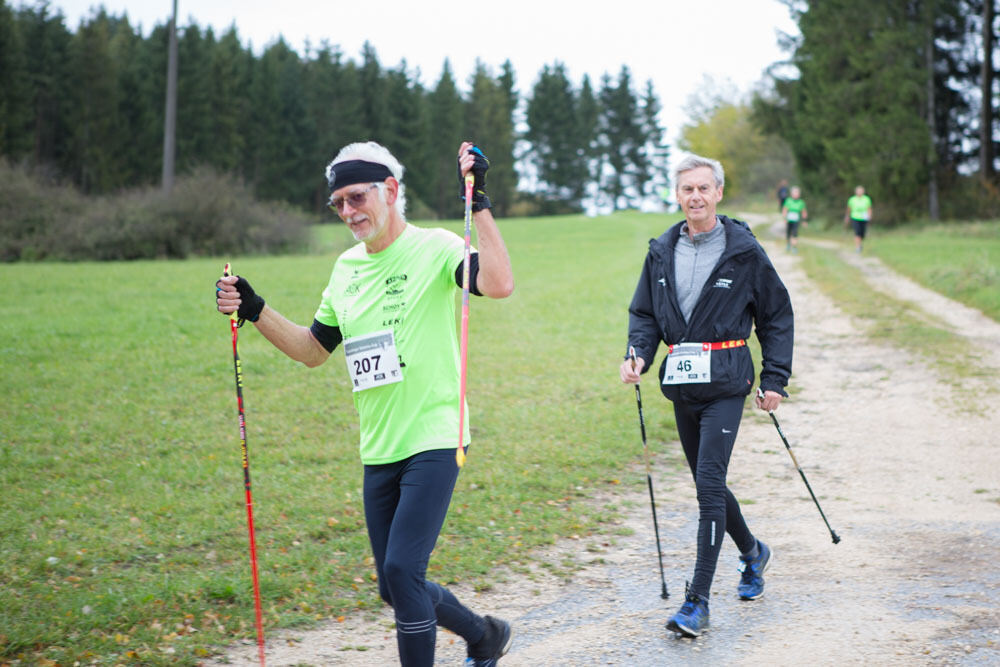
[937,174,1000,222]
[0,161,315,261]
[0,161,88,261]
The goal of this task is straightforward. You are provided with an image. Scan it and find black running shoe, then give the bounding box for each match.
[465,615,513,666]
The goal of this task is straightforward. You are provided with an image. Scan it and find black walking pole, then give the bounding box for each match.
[758,389,841,544]
[631,348,669,599]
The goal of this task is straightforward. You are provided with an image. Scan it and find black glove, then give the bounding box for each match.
[234,276,265,324]
[457,145,491,212]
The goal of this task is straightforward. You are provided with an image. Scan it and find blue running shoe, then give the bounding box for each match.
[666,585,710,638]
[465,615,513,666]
[738,539,773,600]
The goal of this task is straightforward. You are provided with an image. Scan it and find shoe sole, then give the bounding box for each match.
[739,550,774,600]
[666,618,707,638]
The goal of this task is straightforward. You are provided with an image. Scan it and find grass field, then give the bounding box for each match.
[794,217,1000,322]
[872,221,1000,321]
[2,210,997,665]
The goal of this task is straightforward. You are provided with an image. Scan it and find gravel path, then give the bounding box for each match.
[210,220,1000,666]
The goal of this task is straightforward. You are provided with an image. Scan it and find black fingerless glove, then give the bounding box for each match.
[457,145,492,212]
[235,276,265,324]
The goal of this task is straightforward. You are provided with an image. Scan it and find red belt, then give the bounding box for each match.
[667,339,746,353]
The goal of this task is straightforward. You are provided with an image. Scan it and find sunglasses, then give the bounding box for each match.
[328,184,378,213]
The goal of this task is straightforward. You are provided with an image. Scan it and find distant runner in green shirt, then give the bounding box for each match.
[844,185,873,254]
[216,141,515,666]
[780,186,808,253]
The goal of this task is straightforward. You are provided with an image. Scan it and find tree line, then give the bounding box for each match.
[0,2,669,220]
[756,0,1000,223]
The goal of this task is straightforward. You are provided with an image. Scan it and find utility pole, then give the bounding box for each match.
[161,0,178,194]
[981,0,996,180]
[926,9,939,221]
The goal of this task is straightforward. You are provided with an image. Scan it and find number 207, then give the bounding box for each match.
[354,354,381,375]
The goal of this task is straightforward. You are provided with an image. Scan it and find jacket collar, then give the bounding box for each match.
[649,215,756,261]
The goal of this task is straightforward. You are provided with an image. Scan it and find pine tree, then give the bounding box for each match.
[598,66,643,210]
[0,0,32,158]
[576,75,601,209]
[303,42,365,211]
[358,41,386,141]
[465,61,516,216]
[248,38,311,205]
[109,13,157,185]
[67,9,125,192]
[175,23,216,172]
[637,79,668,199]
[525,62,586,209]
[382,61,433,216]
[18,3,73,171]
[203,27,252,176]
[426,61,465,218]
[760,0,978,220]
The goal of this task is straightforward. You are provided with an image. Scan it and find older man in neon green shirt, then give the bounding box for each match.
[215,141,516,666]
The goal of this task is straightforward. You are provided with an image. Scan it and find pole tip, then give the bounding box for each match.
[832,532,841,544]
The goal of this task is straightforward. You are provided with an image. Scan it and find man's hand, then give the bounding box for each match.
[457,142,491,212]
[620,350,645,384]
[755,388,784,412]
[216,275,265,322]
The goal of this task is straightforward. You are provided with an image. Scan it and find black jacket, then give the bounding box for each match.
[627,215,793,403]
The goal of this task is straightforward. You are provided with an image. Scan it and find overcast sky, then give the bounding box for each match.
[50,0,798,148]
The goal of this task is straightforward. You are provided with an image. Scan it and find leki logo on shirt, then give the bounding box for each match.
[714,278,733,289]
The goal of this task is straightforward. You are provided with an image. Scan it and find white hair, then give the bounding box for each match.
[326,141,407,217]
[674,154,725,189]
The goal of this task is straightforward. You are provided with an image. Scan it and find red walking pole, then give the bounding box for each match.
[224,263,266,665]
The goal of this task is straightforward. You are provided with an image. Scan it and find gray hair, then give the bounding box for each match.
[326,141,407,217]
[674,154,725,189]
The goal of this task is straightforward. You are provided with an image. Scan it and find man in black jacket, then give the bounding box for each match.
[619,154,793,638]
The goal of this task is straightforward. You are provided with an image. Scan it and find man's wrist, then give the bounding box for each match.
[471,194,491,213]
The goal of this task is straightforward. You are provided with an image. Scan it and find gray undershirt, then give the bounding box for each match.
[674,217,726,323]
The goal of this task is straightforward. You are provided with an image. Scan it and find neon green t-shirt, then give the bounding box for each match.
[783,198,806,223]
[848,194,872,220]
[314,224,471,464]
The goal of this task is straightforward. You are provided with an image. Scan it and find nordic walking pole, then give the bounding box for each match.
[224,263,267,665]
[455,173,475,468]
[630,347,669,599]
[757,388,841,544]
